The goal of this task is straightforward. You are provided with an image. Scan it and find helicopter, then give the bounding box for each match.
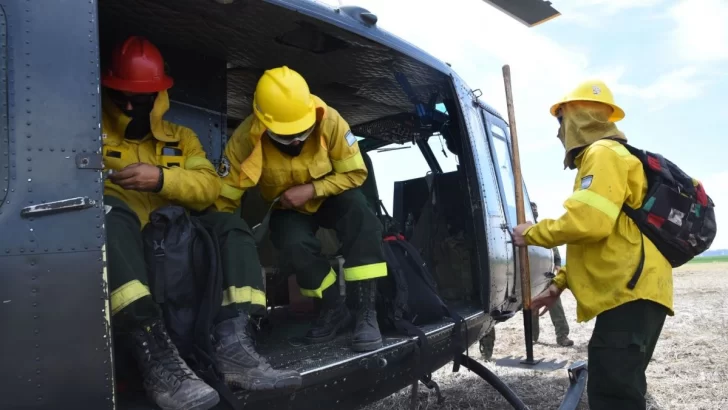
[0,0,586,409]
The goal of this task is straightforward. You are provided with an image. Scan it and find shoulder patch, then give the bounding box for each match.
[580,175,593,190]
[344,130,357,147]
[217,155,231,177]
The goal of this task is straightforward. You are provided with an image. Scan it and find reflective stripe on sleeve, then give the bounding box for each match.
[569,189,620,221]
[222,286,266,307]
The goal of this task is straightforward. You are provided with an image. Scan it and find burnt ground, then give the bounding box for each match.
[365,262,728,409]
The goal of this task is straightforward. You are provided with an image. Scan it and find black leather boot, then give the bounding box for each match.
[304,284,353,344]
[213,315,302,391]
[131,319,220,410]
[351,280,383,352]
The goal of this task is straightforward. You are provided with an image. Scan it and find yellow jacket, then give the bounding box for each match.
[524,139,674,322]
[102,90,221,227]
[214,95,367,214]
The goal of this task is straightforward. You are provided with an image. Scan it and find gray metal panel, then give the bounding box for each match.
[0,0,112,408]
[0,252,112,409]
[0,9,6,208]
[165,101,226,166]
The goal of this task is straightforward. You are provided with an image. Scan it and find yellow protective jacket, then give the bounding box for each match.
[523,139,674,322]
[214,95,367,214]
[102,90,221,227]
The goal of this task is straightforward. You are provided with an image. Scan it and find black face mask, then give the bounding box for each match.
[270,138,305,157]
[106,89,157,139]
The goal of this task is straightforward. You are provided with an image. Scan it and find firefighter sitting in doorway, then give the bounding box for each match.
[213,66,387,353]
[530,201,574,347]
[102,36,300,410]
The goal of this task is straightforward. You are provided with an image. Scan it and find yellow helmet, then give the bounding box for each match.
[253,66,316,135]
[550,79,625,122]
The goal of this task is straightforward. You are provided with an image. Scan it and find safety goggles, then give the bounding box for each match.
[266,125,314,146]
[555,106,563,124]
[106,88,158,108]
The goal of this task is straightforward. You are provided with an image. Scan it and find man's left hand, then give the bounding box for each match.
[108,163,162,192]
[280,184,315,209]
[513,222,533,247]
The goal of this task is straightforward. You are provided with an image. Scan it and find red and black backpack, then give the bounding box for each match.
[618,142,717,289]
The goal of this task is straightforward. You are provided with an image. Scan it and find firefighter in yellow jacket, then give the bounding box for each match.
[214,66,387,352]
[512,80,673,410]
[103,37,300,410]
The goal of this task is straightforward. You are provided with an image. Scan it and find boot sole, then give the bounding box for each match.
[225,374,303,391]
[304,312,354,344]
[351,337,383,352]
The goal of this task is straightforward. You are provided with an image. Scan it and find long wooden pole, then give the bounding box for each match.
[502,64,537,365]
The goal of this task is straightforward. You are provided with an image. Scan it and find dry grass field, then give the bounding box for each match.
[366,262,728,410]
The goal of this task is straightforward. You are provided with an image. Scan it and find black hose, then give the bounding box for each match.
[459,354,529,410]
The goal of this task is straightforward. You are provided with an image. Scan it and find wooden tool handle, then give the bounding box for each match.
[502,64,532,310]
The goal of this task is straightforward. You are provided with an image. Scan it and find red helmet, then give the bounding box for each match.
[101,36,173,93]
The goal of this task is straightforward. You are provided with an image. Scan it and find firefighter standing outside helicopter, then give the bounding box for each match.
[512,80,673,410]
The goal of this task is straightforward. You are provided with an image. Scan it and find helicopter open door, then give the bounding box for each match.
[0,2,111,408]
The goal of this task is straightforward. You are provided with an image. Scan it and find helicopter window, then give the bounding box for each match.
[465,106,503,218]
[427,133,459,173]
[0,11,7,208]
[491,136,518,226]
[366,142,431,214]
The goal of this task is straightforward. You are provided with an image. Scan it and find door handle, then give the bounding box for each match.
[20,196,96,218]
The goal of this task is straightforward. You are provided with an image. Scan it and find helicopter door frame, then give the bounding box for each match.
[0,2,113,408]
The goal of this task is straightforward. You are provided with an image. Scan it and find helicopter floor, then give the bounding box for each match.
[116,301,484,409]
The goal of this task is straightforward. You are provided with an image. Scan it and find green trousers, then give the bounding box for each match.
[105,195,265,332]
[268,188,386,298]
[532,295,570,341]
[587,299,667,410]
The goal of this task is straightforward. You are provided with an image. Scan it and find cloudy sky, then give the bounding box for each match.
[318,0,727,254]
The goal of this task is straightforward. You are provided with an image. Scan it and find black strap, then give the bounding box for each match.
[395,318,432,382]
[189,219,241,410]
[626,234,645,290]
[151,228,166,304]
[621,204,646,290]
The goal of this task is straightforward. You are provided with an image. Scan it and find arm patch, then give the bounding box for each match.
[580,175,593,190]
[345,130,357,147]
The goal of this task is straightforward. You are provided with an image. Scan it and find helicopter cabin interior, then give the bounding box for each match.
[90,0,544,405]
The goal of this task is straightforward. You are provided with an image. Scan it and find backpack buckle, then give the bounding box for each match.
[153,239,166,257]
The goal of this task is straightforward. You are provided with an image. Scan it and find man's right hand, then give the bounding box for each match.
[531,283,562,316]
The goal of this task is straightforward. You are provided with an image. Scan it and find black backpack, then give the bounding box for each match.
[142,205,241,410]
[618,142,717,289]
[376,228,467,381]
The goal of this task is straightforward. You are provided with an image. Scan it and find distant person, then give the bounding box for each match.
[530,202,573,347]
[512,80,673,410]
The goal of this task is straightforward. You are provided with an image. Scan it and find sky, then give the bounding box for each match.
[317,0,728,255]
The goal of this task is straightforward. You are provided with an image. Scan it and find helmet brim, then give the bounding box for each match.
[550,99,625,122]
[101,74,174,94]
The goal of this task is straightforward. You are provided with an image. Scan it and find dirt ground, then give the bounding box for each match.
[365,262,728,410]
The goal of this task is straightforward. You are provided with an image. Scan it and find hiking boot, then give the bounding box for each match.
[557,335,574,347]
[213,315,302,391]
[351,280,383,352]
[131,319,220,410]
[304,285,353,344]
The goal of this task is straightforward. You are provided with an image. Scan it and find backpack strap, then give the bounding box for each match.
[150,226,167,304]
[189,218,243,410]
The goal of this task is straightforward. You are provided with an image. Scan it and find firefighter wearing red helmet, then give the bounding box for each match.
[101,36,301,410]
